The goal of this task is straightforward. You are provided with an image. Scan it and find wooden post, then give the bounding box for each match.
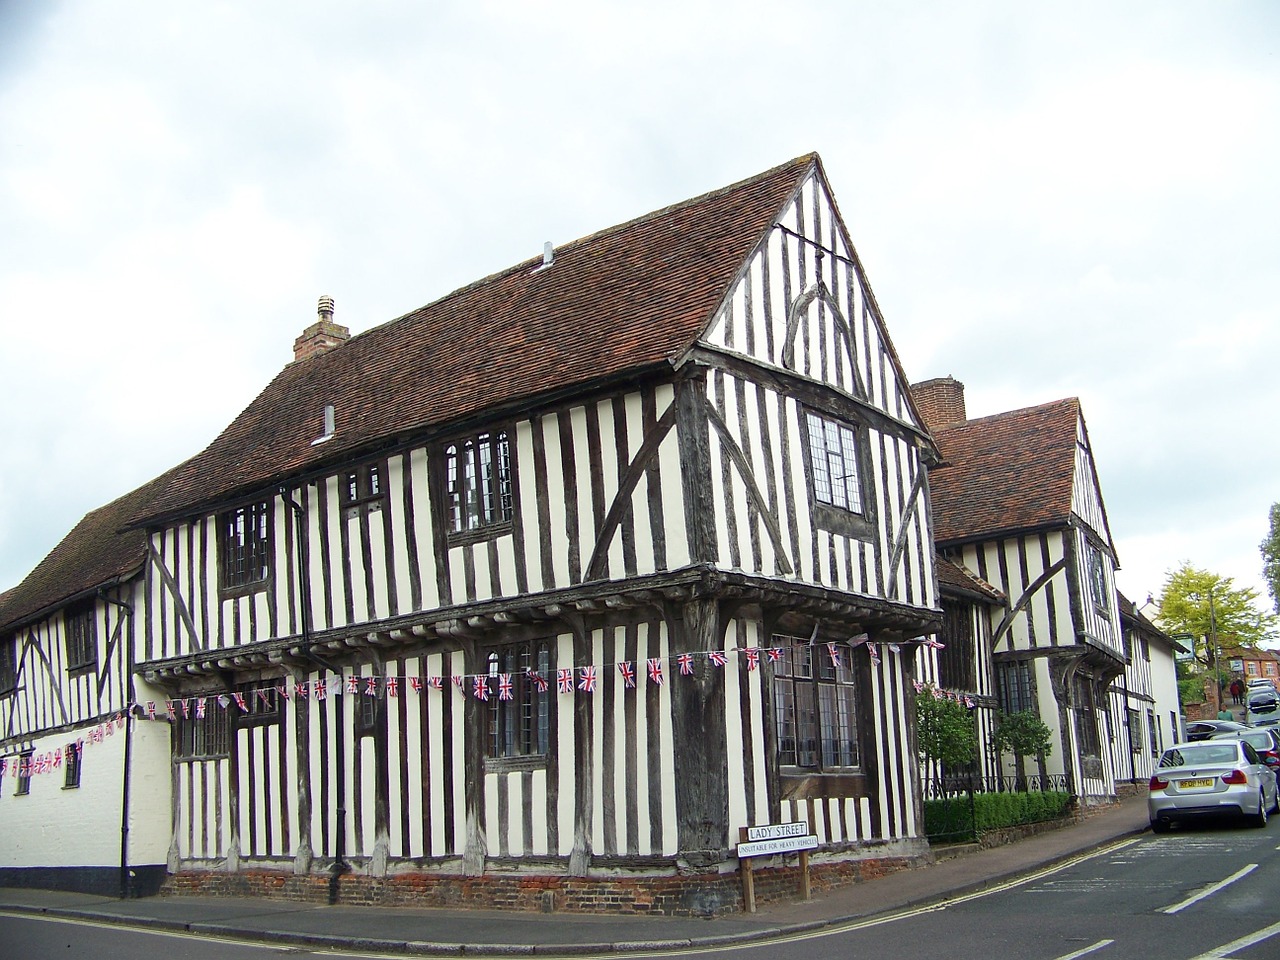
[739,827,756,913]
[799,848,811,900]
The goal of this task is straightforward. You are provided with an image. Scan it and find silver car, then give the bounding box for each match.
[1148,739,1279,833]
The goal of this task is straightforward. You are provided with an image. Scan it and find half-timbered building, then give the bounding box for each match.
[0,474,176,895]
[1111,592,1180,789]
[911,376,1126,801]
[0,154,944,910]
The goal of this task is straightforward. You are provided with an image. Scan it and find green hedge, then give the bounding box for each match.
[923,790,1072,842]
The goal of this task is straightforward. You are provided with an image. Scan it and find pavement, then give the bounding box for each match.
[0,792,1151,955]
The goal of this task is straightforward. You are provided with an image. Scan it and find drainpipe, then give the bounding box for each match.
[280,486,349,903]
[101,593,134,899]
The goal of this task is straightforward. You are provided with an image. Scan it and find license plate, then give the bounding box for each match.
[1180,778,1214,789]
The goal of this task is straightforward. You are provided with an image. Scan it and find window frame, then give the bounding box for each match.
[997,659,1035,716]
[218,500,272,594]
[443,428,515,542]
[483,639,553,766]
[799,408,874,540]
[0,636,16,696]
[771,634,861,774]
[1085,541,1111,616]
[175,707,231,761]
[15,750,32,796]
[64,602,97,673]
[63,742,82,789]
[234,683,282,729]
[938,600,976,692]
[342,461,386,519]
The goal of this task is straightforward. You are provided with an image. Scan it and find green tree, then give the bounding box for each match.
[992,710,1053,764]
[1156,563,1278,661]
[916,688,977,768]
[1262,502,1280,615]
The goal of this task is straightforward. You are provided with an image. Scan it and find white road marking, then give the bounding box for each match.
[1161,863,1258,914]
[1188,918,1280,959]
[0,909,296,951]
[1054,939,1113,960]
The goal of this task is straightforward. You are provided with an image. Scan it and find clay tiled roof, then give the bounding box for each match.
[0,466,183,632]
[936,555,1004,603]
[928,398,1081,546]
[136,155,820,525]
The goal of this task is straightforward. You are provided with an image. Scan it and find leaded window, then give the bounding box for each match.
[997,659,1034,715]
[445,430,513,536]
[219,501,271,590]
[176,709,231,760]
[805,411,862,514]
[64,603,97,671]
[64,743,81,789]
[343,462,384,517]
[772,635,859,771]
[0,637,16,696]
[485,640,552,760]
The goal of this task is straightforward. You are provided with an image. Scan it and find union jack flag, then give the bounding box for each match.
[365,676,379,696]
[618,662,636,688]
[931,687,944,700]
[912,679,924,693]
[868,644,880,667]
[744,648,760,671]
[295,681,310,699]
[708,650,728,667]
[233,693,248,712]
[146,701,157,719]
[452,675,465,692]
[195,698,207,718]
[677,653,694,675]
[924,637,946,650]
[277,684,291,700]
[430,676,444,691]
[498,674,514,701]
[180,699,190,719]
[964,696,975,708]
[578,666,597,693]
[557,668,574,693]
[473,676,490,701]
[826,642,842,667]
[767,647,783,664]
[527,670,549,692]
[386,677,399,698]
[409,677,423,694]
[166,700,176,719]
[315,680,327,700]
[347,675,360,694]
[647,658,663,685]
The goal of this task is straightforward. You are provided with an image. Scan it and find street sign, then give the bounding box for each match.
[743,821,808,842]
[736,833,819,858]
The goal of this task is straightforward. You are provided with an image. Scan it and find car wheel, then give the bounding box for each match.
[1151,819,1170,834]
[1251,791,1269,828]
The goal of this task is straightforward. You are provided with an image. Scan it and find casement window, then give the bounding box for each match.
[484,640,552,761]
[801,409,873,539]
[1085,542,1111,616]
[219,501,271,591]
[176,709,231,760]
[64,602,97,672]
[938,601,976,692]
[772,635,860,771]
[234,683,282,727]
[1127,708,1143,753]
[343,462,385,517]
[1148,711,1160,758]
[1074,676,1101,757]
[63,743,81,789]
[0,637,16,696]
[356,686,380,738]
[16,750,32,796]
[445,430,514,537]
[996,660,1034,715]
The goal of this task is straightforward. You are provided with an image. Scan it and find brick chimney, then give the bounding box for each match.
[293,296,350,362]
[910,376,967,432]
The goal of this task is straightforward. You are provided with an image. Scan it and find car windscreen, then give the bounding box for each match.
[1160,744,1240,767]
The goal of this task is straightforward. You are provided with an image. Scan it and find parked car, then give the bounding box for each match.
[1185,719,1251,741]
[1211,727,1280,766]
[1248,677,1277,692]
[1148,739,1279,833]
[1248,687,1280,720]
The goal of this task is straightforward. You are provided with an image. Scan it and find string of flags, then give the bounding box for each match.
[913,678,975,709]
[3,634,946,779]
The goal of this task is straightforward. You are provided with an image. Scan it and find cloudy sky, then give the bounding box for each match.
[2,1,1277,622]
